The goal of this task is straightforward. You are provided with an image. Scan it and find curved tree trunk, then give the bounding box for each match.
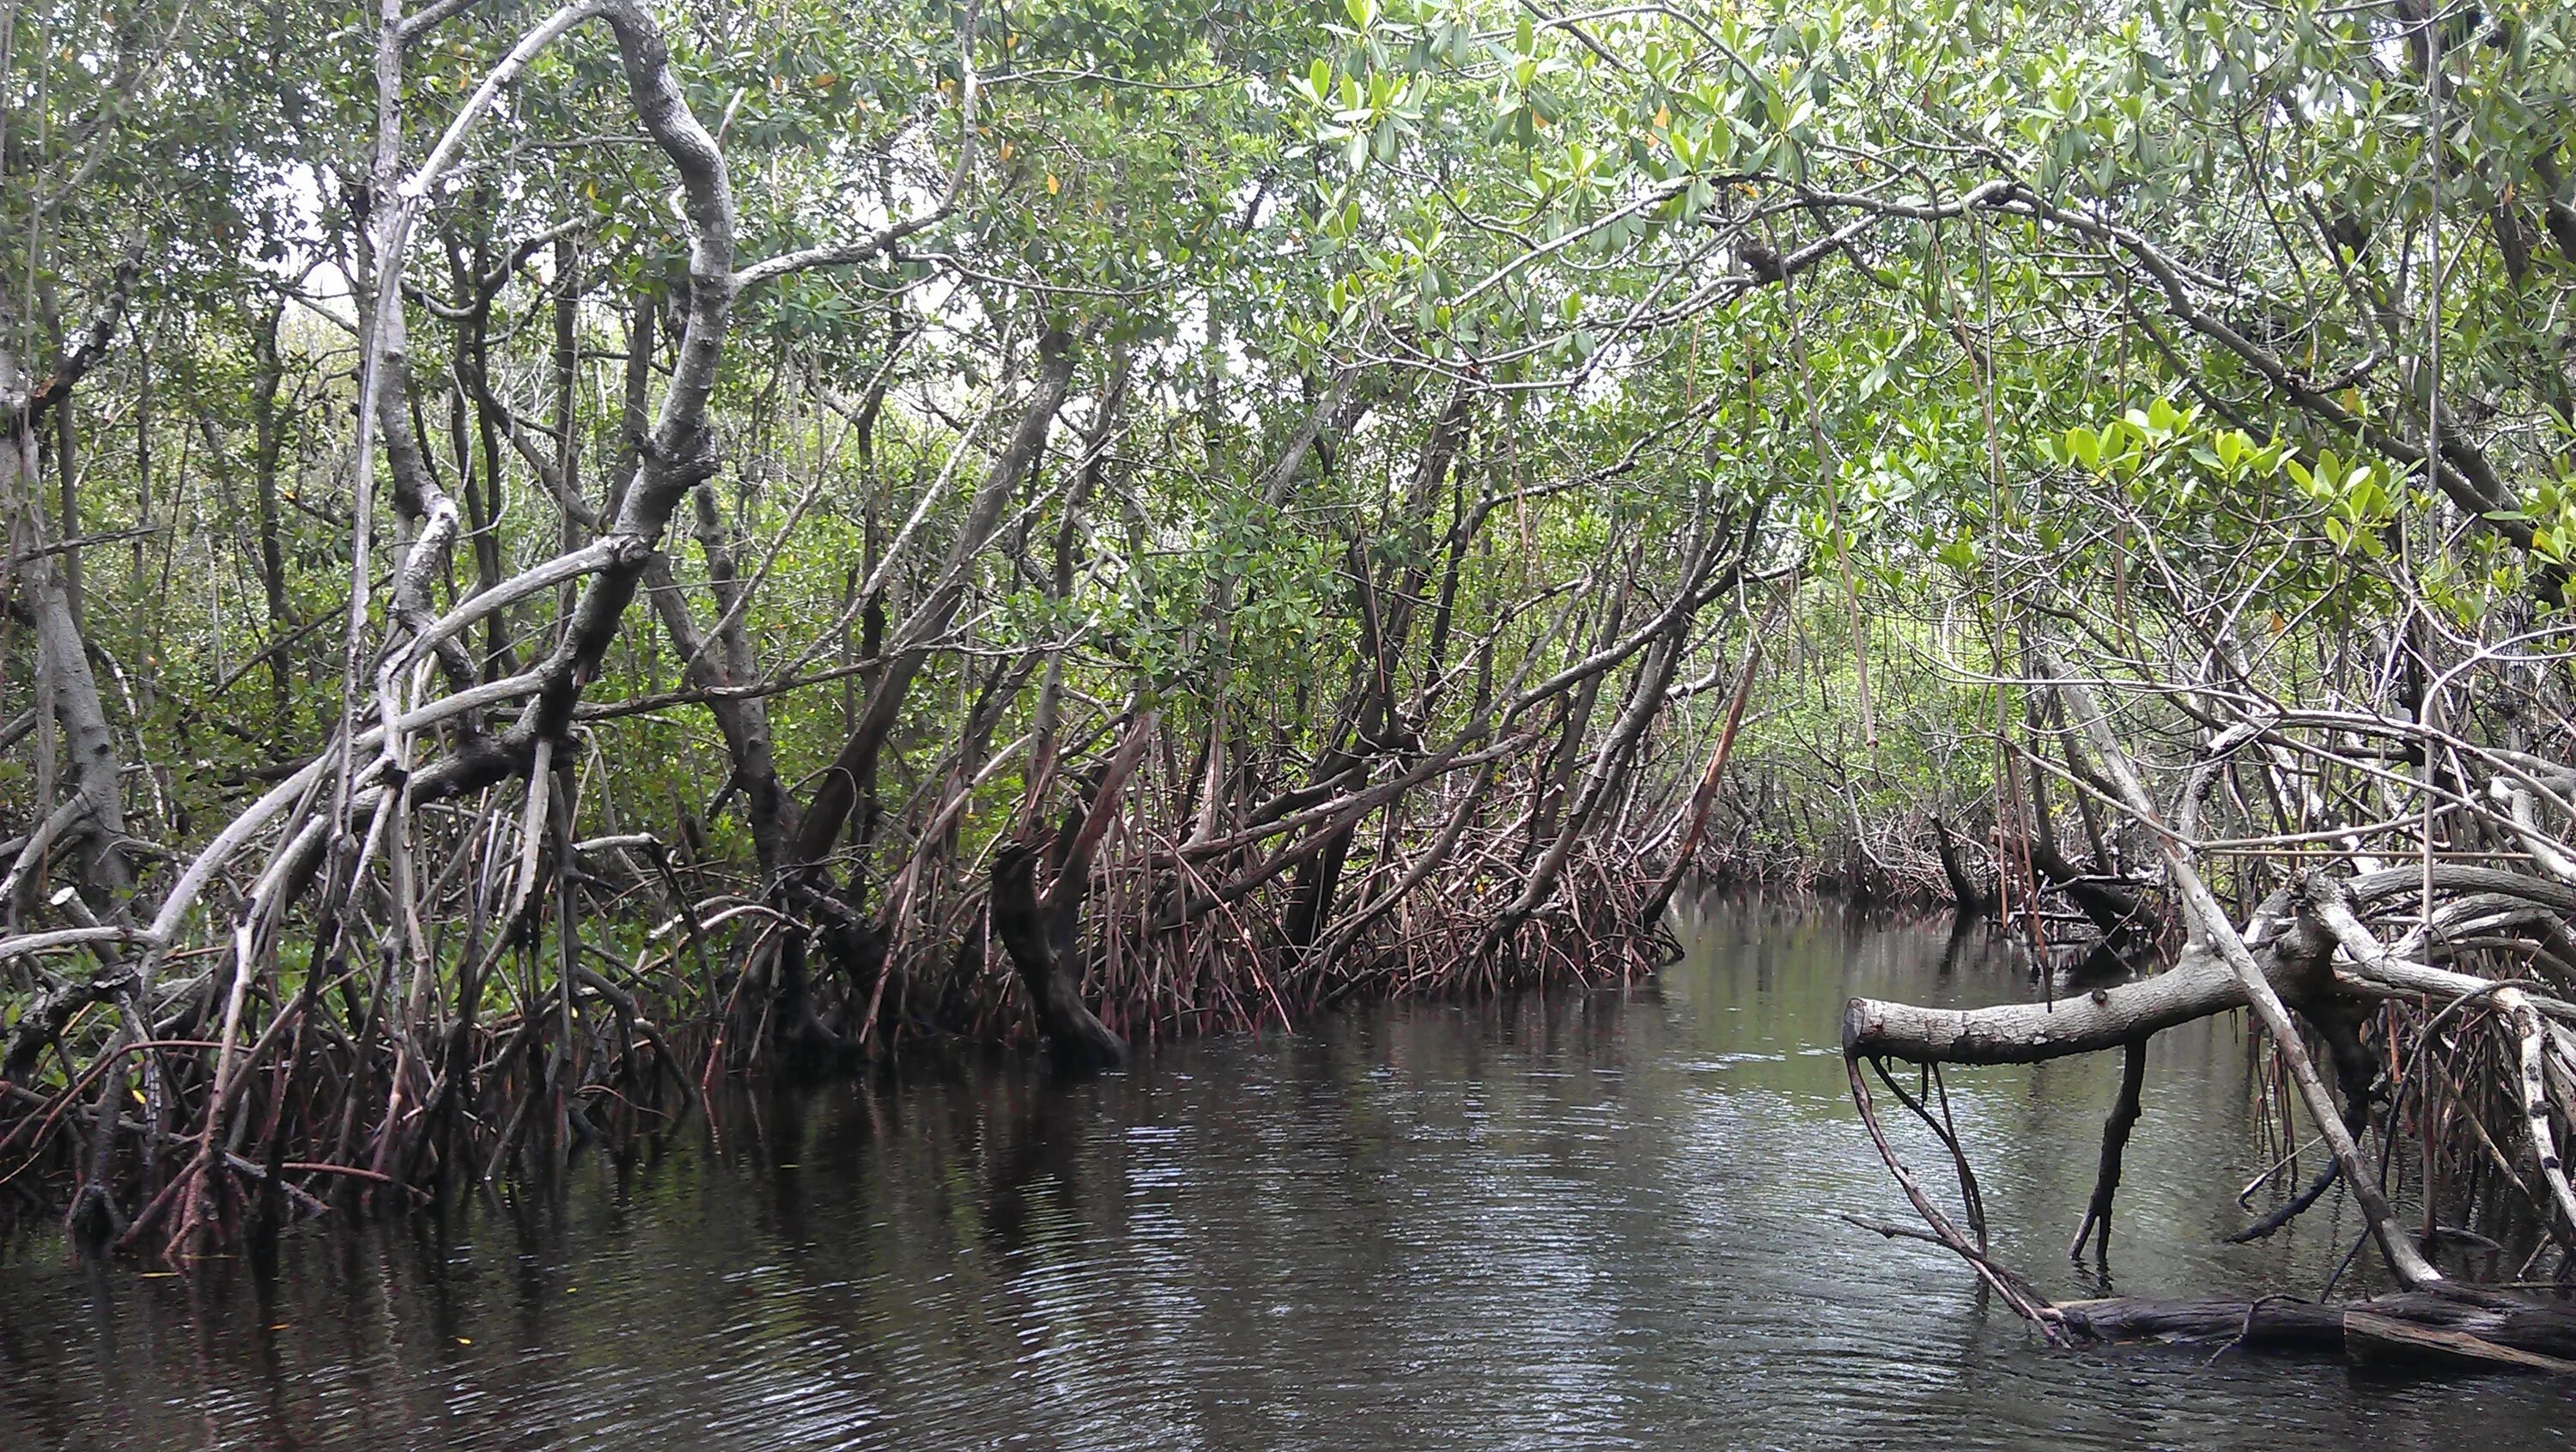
[792,326,1079,872]
[992,708,1155,1069]
[3,261,141,911]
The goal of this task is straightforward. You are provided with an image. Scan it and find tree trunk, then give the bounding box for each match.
[792,326,1078,869]
[992,709,1155,1069]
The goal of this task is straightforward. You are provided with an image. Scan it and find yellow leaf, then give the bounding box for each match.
[1046,173,1061,195]
[1654,106,1670,130]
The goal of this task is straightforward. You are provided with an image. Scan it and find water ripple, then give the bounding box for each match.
[6,904,2573,1449]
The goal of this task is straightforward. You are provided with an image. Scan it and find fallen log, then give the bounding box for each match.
[1847,871,2576,1069]
[1844,951,2247,1065]
[2055,1291,2576,1373]
[1841,880,2336,1066]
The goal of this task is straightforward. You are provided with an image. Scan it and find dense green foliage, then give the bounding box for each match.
[9,0,2576,1248]
[13,0,2573,854]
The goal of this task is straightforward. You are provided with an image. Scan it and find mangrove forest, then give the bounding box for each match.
[12,0,2576,1431]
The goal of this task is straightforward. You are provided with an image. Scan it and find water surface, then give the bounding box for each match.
[5,899,2572,1449]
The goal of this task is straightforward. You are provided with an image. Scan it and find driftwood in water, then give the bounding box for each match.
[2057,1292,2576,1373]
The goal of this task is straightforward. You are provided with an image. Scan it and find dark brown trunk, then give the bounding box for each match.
[991,710,1153,1069]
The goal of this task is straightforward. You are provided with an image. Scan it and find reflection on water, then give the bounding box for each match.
[5,898,2573,1449]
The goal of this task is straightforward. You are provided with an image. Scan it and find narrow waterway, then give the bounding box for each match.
[5,899,2571,1449]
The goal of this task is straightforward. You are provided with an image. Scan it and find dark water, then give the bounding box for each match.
[5,900,2573,1450]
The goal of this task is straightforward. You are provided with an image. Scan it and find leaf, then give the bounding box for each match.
[2064,425,2101,471]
